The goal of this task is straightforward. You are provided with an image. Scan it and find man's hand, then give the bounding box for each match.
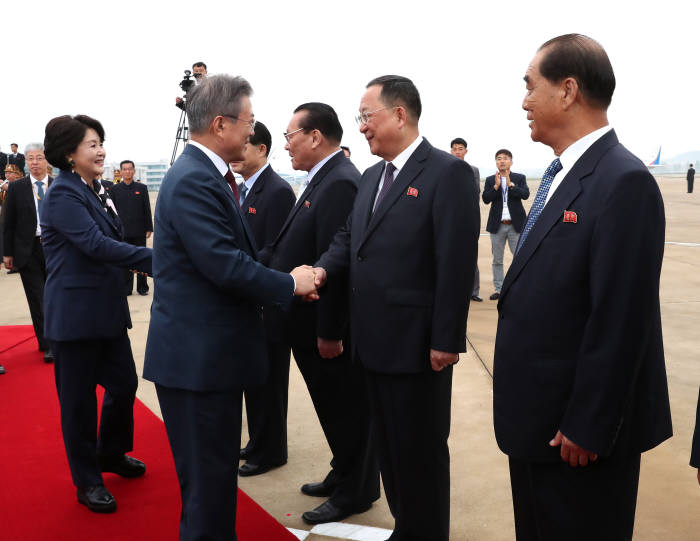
[505,171,514,188]
[301,267,326,302]
[430,349,458,372]
[494,178,500,190]
[3,256,13,270]
[146,231,152,239]
[291,265,318,298]
[318,338,343,359]
[549,430,598,467]
[175,96,183,106]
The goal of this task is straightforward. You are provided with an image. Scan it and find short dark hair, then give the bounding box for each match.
[11,143,18,147]
[249,121,272,157]
[495,149,512,159]
[366,75,422,122]
[537,34,616,110]
[120,160,135,169]
[192,61,207,70]
[44,115,105,171]
[340,145,351,156]
[293,102,343,144]
[451,138,467,148]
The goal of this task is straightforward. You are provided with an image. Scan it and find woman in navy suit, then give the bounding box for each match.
[42,115,152,513]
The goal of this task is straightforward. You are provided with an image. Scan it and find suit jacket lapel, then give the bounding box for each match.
[361,139,429,246]
[499,130,619,304]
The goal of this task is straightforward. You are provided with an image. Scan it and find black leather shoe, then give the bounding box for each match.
[238,461,285,477]
[99,455,146,478]
[239,447,250,461]
[470,295,483,302]
[0,364,5,375]
[489,292,500,300]
[43,349,54,363]
[301,480,335,497]
[137,290,148,296]
[77,485,117,513]
[7,268,19,274]
[301,500,372,525]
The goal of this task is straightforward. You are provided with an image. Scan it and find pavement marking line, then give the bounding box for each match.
[467,336,493,379]
[309,522,394,540]
[288,527,311,540]
[665,242,700,246]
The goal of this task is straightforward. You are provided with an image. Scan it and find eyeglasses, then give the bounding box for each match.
[222,114,256,130]
[354,106,398,127]
[283,127,307,143]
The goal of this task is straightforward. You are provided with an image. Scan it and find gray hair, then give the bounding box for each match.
[25,142,45,154]
[187,74,253,134]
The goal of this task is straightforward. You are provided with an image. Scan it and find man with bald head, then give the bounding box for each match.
[492,34,672,540]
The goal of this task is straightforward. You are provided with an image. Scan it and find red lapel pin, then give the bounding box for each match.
[407,187,419,197]
[563,210,578,223]
[248,207,257,214]
[135,191,140,194]
[304,200,311,208]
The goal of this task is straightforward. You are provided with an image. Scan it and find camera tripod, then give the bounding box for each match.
[170,102,189,166]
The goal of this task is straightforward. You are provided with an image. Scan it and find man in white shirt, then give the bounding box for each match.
[1,143,54,362]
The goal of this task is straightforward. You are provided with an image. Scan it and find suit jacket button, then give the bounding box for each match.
[357,256,363,262]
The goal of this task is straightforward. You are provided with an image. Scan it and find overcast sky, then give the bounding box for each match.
[3,0,697,176]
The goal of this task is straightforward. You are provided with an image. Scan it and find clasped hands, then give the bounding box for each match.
[290,265,326,300]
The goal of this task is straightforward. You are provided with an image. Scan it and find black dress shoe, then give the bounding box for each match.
[137,290,148,296]
[99,454,146,478]
[43,349,54,363]
[0,364,5,375]
[7,268,19,274]
[238,461,285,477]
[301,500,372,525]
[470,295,483,302]
[489,292,500,300]
[301,480,335,497]
[77,485,117,513]
[239,447,250,461]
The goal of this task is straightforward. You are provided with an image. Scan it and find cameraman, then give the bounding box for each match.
[175,61,207,110]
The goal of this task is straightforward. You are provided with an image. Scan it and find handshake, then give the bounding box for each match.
[290,265,327,301]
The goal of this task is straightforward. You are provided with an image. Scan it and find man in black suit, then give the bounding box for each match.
[8,143,25,174]
[493,34,672,540]
[451,137,482,302]
[2,143,54,362]
[482,149,529,300]
[252,102,379,525]
[231,121,296,468]
[315,76,480,540]
[110,160,153,296]
[687,163,695,193]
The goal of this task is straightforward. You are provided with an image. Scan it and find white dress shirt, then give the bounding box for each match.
[30,175,49,236]
[545,125,613,205]
[500,176,512,221]
[374,135,424,208]
[188,140,230,178]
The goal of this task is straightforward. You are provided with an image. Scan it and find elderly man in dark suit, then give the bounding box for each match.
[251,102,379,525]
[143,74,317,541]
[230,120,296,470]
[314,75,480,541]
[110,160,153,296]
[2,143,54,361]
[482,149,529,300]
[492,34,672,541]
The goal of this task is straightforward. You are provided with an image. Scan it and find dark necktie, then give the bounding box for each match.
[515,158,563,254]
[373,162,396,212]
[224,170,240,206]
[239,183,248,205]
[36,180,45,216]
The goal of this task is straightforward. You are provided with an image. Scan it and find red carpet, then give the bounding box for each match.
[0,325,296,540]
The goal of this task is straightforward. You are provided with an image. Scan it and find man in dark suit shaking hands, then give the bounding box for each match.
[314,76,480,540]
[143,74,318,541]
[493,34,672,540]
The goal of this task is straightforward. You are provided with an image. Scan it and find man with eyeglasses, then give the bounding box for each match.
[254,102,379,525]
[313,76,479,541]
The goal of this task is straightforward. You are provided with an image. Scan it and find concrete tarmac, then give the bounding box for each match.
[1,175,699,540]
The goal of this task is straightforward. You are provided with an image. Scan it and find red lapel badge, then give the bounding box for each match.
[304,200,311,208]
[135,191,140,194]
[563,210,578,223]
[407,187,419,197]
[248,207,257,215]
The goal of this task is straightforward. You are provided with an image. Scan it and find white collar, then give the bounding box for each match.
[306,149,343,183]
[387,135,423,173]
[30,174,49,185]
[244,162,269,190]
[558,125,613,169]
[189,140,230,177]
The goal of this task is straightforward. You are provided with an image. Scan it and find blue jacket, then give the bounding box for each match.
[41,171,152,341]
[143,144,294,392]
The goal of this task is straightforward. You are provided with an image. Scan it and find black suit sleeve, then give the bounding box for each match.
[692,386,700,468]
[509,175,530,200]
[316,210,352,278]
[314,178,357,340]
[559,169,666,455]
[482,176,499,204]
[143,185,153,232]
[1,182,18,257]
[431,160,479,352]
